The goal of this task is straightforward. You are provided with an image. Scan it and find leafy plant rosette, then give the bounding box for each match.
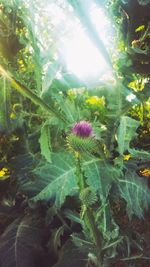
[67,121,103,265]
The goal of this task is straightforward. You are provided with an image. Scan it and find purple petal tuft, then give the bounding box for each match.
[72,121,92,138]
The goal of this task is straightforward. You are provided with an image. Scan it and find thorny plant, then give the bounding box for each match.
[0,0,150,267]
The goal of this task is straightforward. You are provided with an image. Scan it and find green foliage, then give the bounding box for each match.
[80,187,98,206]
[23,154,119,209]
[39,123,52,163]
[0,78,11,132]
[118,170,150,219]
[117,116,140,155]
[83,158,119,203]
[27,152,78,208]
[53,240,88,267]
[129,148,150,161]
[0,0,150,266]
[0,215,48,267]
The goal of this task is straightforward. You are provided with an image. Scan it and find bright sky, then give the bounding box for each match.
[27,0,114,82]
[60,2,114,81]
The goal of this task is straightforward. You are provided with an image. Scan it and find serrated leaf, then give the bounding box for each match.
[22,153,111,208]
[39,124,52,163]
[129,148,150,161]
[29,153,78,208]
[118,171,150,219]
[0,216,47,267]
[117,116,140,155]
[83,158,121,237]
[83,158,120,202]
[55,96,82,123]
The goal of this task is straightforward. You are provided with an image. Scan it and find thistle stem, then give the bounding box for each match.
[85,208,103,267]
[75,154,103,267]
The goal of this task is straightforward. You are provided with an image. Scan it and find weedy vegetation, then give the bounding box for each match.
[0,0,150,267]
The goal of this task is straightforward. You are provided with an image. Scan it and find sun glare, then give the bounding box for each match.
[62,28,108,80]
[60,3,114,81]
[27,0,114,82]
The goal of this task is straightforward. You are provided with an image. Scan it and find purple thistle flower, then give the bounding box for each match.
[72,121,92,138]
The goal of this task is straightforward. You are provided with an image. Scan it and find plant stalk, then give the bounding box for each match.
[85,208,103,267]
[75,153,103,267]
[0,65,66,123]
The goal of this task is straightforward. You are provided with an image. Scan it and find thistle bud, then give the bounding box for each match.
[68,121,96,154]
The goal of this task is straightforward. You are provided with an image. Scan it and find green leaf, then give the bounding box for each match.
[0,215,48,267]
[118,171,150,219]
[83,158,120,237]
[49,226,65,257]
[0,78,11,133]
[24,153,113,208]
[64,209,83,225]
[55,96,82,123]
[117,116,140,155]
[53,240,88,267]
[129,148,150,161]
[42,60,60,94]
[39,123,52,163]
[83,158,120,202]
[29,153,78,208]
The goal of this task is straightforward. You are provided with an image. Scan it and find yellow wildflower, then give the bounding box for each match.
[140,168,150,177]
[128,80,144,92]
[0,167,9,180]
[86,96,105,106]
[123,154,131,161]
[135,25,145,32]
[18,59,24,65]
[10,112,16,119]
